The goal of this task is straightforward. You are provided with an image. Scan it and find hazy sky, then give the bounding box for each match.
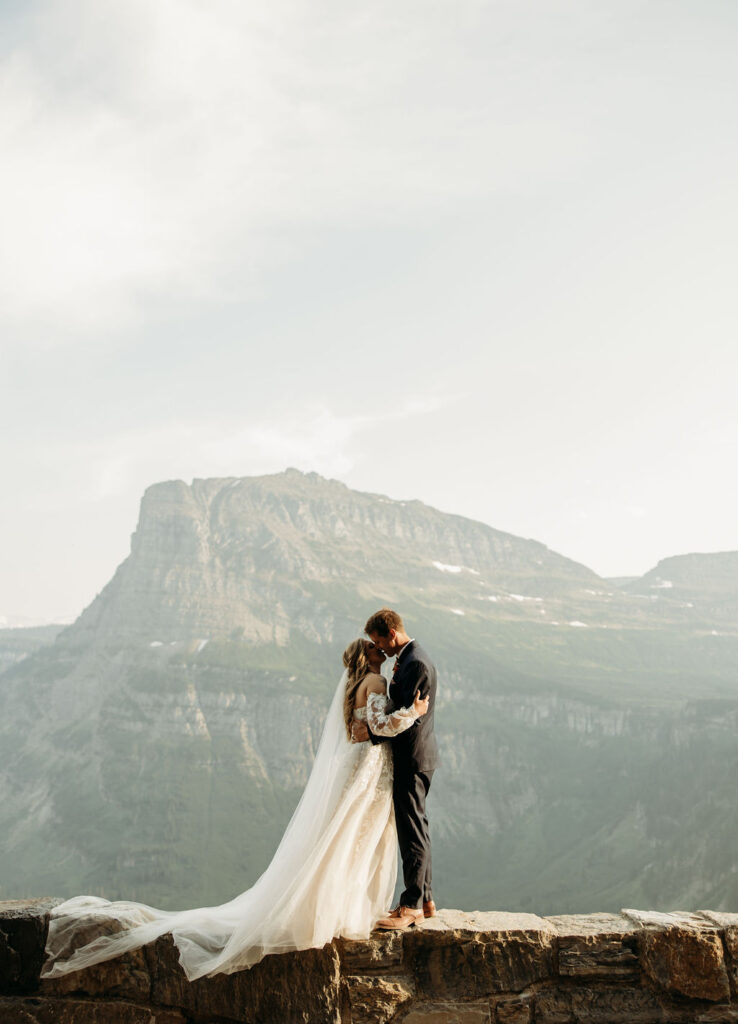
[2,0,737,623]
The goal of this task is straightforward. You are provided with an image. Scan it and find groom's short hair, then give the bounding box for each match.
[365,608,404,636]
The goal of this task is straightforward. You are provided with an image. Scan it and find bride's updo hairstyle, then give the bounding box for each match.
[342,638,371,740]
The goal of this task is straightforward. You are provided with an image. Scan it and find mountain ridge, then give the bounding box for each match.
[1,468,737,915]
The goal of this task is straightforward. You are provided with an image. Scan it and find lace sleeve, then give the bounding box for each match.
[366,690,420,737]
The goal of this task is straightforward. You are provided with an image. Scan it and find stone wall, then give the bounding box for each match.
[3,900,738,1022]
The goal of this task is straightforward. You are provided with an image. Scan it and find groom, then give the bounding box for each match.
[352,608,439,929]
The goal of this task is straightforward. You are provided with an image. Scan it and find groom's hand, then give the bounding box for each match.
[351,721,370,743]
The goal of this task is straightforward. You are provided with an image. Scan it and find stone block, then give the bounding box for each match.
[145,932,342,1023]
[558,937,640,979]
[546,914,639,937]
[721,925,738,994]
[406,912,555,1000]
[0,899,62,995]
[420,911,553,936]
[531,989,574,1024]
[639,926,730,1002]
[402,1001,491,1024]
[39,947,150,1003]
[339,931,405,973]
[548,913,640,979]
[0,997,185,1023]
[343,973,413,1024]
[694,1007,738,1023]
[569,985,665,1023]
[494,994,532,1023]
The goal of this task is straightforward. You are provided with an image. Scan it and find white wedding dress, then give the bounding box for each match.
[42,674,420,981]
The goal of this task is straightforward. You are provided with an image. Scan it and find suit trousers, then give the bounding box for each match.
[393,767,434,908]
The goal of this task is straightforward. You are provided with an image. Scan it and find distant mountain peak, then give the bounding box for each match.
[62,471,602,647]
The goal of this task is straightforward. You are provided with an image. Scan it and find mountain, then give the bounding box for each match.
[62,469,601,647]
[623,551,738,629]
[1,470,737,916]
[0,624,65,675]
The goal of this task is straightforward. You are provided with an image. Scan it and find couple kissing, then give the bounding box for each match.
[42,608,439,979]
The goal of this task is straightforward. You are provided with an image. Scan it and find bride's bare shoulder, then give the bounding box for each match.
[364,673,386,694]
[354,674,385,708]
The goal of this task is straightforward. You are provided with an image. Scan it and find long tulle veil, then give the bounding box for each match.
[42,668,390,980]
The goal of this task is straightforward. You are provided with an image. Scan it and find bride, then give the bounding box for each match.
[41,638,429,981]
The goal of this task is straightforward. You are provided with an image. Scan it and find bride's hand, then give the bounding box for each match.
[351,720,370,743]
[413,690,430,717]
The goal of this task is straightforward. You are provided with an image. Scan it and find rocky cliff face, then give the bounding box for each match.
[1,470,737,915]
[62,470,602,649]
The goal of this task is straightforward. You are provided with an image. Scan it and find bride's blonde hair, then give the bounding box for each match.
[343,638,371,740]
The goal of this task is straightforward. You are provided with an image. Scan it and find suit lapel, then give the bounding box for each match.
[390,641,415,703]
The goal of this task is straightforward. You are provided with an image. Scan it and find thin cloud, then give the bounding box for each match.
[202,395,452,478]
[21,394,453,504]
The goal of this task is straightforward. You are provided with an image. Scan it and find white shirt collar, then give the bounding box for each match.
[395,638,415,662]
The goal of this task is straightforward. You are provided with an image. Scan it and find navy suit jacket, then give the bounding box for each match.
[369,640,438,775]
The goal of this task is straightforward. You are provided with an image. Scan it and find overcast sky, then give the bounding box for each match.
[2,0,736,624]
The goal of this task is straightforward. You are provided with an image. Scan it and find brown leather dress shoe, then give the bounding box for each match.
[375,906,424,930]
[423,900,437,918]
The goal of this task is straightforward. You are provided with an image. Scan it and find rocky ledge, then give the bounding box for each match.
[4,901,738,1023]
